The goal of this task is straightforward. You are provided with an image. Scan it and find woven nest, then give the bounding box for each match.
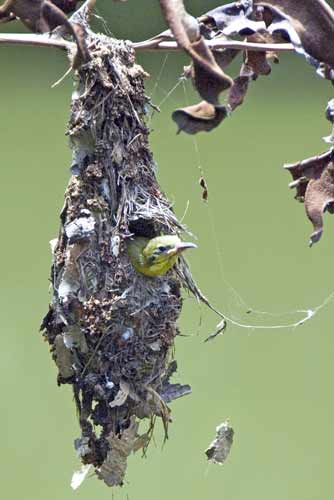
[41,31,206,486]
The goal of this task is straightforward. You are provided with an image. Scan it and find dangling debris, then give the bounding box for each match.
[205,421,234,465]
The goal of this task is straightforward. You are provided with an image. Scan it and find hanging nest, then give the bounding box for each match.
[40,28,206,487]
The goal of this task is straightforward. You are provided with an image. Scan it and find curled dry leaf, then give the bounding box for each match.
[54,334,74,379]
[227,30,280,112]
[191,37,233,104]
[285,149,334,246]
[159,0,200,45]
[0,0,80,29]
[228,75,250,110]
[227,33,278,111]
[244,32,279,75]
[212,47,240,69]
[162,0,334,134]
[244,48,271,75]
[0,0,90,67]
[203,1,265,36]
[42,1,91,67]
[305,167,334,246]
[53,0,82,13]
[160,382,192,403]
[97,416,139,487]
[160,0,233,105]
[172,101,228,134]
[255,0,334,68]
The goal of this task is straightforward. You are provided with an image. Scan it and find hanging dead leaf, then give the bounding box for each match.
[97,416,139,487]
[247,32,280,69]
[42,2,91,67]
[191,37,233,104]
[285,149,334,245]
[199,176,208,202]
[201,1,334,78]
[0,0,83,24]
[54,334,74,379]
[228,75,250,110]
[203,1,266,36]
[159,0,200,47]
[305,165,334,246]
[245,50,271,75]
[0,1,90,67]
[159,0,233,104]
[172,101,228,134]
[285,150,332,200]
[213,47,240,70]
[255,0,334,67]
[53,0,82,13]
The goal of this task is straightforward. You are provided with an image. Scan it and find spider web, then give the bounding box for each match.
[147,55,334,334]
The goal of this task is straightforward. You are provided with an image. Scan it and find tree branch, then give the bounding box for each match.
[133,39,295,53]
[0,31,295,54]
[0,32,72,51]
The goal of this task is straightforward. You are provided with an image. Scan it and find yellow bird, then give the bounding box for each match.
[127,235,197,277]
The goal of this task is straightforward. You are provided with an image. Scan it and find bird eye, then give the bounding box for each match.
[158,245,167,252]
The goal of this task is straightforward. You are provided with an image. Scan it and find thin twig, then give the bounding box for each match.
[133,39,295,53]
[0,31,295,54]
[0,32,73,51]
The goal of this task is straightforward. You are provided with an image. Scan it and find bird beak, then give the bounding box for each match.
[167,241,197,256]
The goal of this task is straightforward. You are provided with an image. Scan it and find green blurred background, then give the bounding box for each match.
[1,1,333,499]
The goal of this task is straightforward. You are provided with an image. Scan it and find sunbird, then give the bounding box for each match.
[127,235,197,277]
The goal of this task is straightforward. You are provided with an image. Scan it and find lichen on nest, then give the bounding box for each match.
[41,32,201,487]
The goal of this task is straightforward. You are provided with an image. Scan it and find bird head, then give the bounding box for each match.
[142,235,197,275]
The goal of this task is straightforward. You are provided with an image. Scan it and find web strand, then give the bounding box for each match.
[147,70,334,333]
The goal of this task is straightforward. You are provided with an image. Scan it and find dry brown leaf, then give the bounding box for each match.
[285,150,334,245]
[228,75,250,110]
[172,101,228,134]
[159,382,192,403]
[132,432,151,453]
[159,0,199,47]
[42,1,91,66]
[191,37,233,104]
[256,0,334,67]
[213,47,240,69]
[97,416,139,487]
[54,334,74,379]
[0,1,90,67]
[160,0,232,104]
[228,30,280,111]
[244,33,275,75]
[53,0,82,13]
[203,1,265,36]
